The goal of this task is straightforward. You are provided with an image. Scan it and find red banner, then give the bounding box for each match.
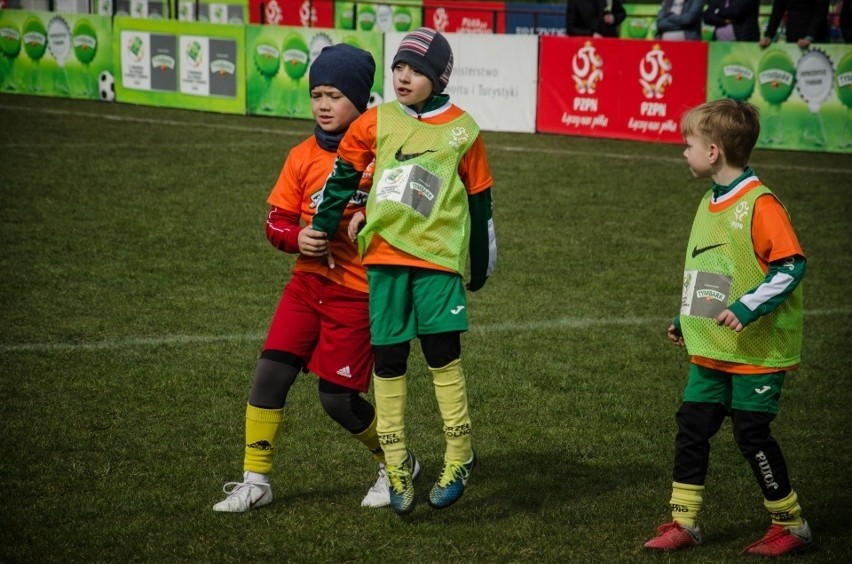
[249,0,335,27]
[537,37,708,143]
[423,1,506,34]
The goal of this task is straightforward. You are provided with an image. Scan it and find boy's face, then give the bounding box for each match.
[682,135,714,179]
[392,62,433,110]
[310,85,361,133]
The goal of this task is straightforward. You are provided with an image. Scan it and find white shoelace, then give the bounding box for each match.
[222,480,269,497]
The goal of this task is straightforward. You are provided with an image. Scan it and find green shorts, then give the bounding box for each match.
[367,265,468,345]
[682,364,786,414]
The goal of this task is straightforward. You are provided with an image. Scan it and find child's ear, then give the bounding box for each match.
[708,143,721,164]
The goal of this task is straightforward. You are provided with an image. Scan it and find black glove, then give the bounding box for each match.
[466,277,487,292]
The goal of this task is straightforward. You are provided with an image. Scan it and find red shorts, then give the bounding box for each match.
[264,271,372,392]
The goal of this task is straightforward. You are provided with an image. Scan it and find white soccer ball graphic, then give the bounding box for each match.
[368,92,383,108]
[98,70,115,102]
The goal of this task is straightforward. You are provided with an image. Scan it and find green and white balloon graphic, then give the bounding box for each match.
[718,53,755,101]
[23,17,47,93]
[758,51,795,104]
[836,52,852,108]
[253,37,280,113]
[358,5,376,31]
[23,18,47,60]
[282,33,309,116]
[795,49,834,147]
[338,4,355,30]
[393,7,412,32]
[627,18,650,39]
[309,32,332,65]
[47,16,72,95]
[757,49,795,145]
[375,4,393,32]
[835,52,852,148]
[0,19,22,91]
[72,20,98,96]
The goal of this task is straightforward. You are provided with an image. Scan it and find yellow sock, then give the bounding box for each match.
[373,374,407,466]
[243,404,284,475]
[353,415,385,464]
[765,491,804,527]
[430,359,472,462]
[670,482,704,528]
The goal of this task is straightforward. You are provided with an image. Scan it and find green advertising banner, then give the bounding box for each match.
[194,0,249,24]
[0,10,113,101]
[709,43,852,154]
[114,0,170,19]
[246,26,383,118]
[334,1,422,32]
[113,16,246,114]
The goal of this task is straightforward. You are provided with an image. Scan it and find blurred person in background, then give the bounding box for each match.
[566,0,627,38]
[840,0,852,43]
[656,0,708,40]
[760,0,830,48]
[703,0,760,41]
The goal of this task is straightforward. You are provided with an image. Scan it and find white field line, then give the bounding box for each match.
[1,103,850,175]
[2,309,849,353]
[0,103,308,137]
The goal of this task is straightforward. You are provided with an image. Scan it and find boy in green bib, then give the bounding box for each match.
[644,99,811,556]
[311,28,496,516]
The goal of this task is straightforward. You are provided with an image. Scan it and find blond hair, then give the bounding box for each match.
[681,99,760,168]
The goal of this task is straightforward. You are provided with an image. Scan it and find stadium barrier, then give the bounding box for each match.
[0,6,849,153]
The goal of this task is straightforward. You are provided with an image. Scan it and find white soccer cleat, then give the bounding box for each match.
[361,452,422,509]
[213,472,273,512]
[361,463,390,508]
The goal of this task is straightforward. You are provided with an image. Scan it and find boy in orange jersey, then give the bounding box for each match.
[311,28,496,516]
[213,44,412,513]
[644,99,811,556]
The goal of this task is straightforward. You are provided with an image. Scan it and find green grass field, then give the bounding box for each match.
[1,94,850,562]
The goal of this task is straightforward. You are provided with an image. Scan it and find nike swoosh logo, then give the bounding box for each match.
[395,147,436,162]
[755,385,771,394]
[691,243,726,258]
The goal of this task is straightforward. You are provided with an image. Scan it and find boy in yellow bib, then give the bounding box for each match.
[644,99,811,556]
[311,28,496,515]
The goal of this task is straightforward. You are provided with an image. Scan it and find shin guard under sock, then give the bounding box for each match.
[243,404,284,475]
[765,490,804,527]
[430,359,472,462]
[373,374,407,466]
[670,481,705,528]
[353,415,385,464]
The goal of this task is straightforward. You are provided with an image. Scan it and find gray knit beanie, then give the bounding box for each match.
[391,28,453,94]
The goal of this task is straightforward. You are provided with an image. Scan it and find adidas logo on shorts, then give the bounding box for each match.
[336,366,352,378]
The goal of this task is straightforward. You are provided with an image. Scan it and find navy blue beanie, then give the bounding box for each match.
[309,44,376,113]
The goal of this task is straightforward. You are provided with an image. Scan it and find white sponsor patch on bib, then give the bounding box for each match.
[681,270,732,318]
[375,164,443,217]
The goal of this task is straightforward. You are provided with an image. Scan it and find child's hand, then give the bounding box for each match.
[298,226,329,257]
[347,211,366,242]
[667,324,685,347]
[716,309,744,332]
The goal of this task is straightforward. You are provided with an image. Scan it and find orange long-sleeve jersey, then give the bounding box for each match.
[266,135,374,293]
